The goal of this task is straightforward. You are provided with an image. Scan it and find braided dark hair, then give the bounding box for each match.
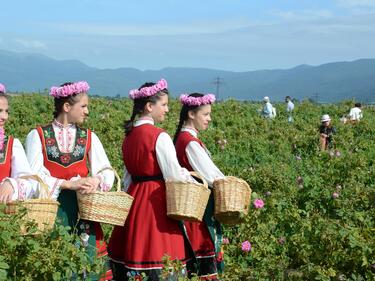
[0,93,8,101]
[52,82,86,118]
[124,82,169,135]
[173,93,204,143]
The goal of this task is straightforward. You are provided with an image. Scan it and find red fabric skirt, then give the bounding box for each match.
[109,180,187,269]
[184,221,215,258]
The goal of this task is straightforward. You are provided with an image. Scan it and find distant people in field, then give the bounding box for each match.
[285,96,294,122]
[319,114,336,150]
[261,96,276,119]
[348,103,363,122]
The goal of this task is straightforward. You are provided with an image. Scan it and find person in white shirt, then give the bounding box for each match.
[285,96,295,122]
[174,93,225,280]
[348,103,363,122]
[0,83,39,203]
[261,96,276,119]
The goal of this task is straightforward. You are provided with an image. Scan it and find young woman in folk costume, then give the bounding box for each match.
[174,93,225,280]
[0,83,40,203]
[25,81,115,280]
[108,79,195,281]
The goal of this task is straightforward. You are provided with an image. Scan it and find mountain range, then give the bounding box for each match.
[1,49,374,102]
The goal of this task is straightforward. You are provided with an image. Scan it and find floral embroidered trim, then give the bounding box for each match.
[0,134,8,164]
[0,128,5,150]
[42,124,87,167]
[17,179,26,200]
[51,179,64,198]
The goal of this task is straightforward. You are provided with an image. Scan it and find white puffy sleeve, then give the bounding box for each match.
[25,129,63,199]
[4,138,40,200]
[186,141,225,187]
[156,132,193,182]
[89,132,115,191]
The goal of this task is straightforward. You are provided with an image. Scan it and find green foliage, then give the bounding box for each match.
[0,208,106,280]
[4,94,375,280]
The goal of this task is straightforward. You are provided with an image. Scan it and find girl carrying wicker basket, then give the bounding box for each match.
[25,81,115,280]
[174,93,225,280]
[108,79,194,281]
[0,83,41,203]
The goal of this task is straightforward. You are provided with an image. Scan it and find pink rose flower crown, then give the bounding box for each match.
[179,93,216,106]
[129,79,168,100]
[0,83,6,94]
[50,81,90,98]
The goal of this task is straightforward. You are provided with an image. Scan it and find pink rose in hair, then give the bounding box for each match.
[179,94,216,106]
[129,79,168,100]
[0,83,6,94]
[50,81,90,98]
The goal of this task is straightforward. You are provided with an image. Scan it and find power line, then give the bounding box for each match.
[310,92,319,103]
[314,92,319,103]
[211,77,225,100]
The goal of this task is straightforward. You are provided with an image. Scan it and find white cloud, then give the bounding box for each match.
[49,19,255,36]
[336,0,375,8]
[13,38,46,49]
[3,9,374,71]
[271,9,334,21]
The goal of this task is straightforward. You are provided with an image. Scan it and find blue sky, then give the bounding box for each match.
[1,0,375,71]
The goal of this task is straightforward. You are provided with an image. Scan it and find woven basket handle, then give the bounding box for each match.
[94,167,121,192]
[19,174,51,199]
[190,171,208,189]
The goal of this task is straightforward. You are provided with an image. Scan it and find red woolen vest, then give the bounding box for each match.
[122,124,164,177]
[175,131,204,171]
[0,136,14,181]
[36,125,91,179]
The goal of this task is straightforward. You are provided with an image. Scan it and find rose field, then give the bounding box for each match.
[0,94,374,280]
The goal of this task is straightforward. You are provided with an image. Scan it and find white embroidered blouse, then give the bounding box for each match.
[1,138,39,201]
[25,120,114,199]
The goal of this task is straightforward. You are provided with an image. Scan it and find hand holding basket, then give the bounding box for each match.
[76,167,134,226]
[5,174,59,234]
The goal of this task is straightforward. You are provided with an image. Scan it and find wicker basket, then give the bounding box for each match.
[5,175,59,234]
[166,172,211,222]
[213,176,251,225]
[76,168,134,226]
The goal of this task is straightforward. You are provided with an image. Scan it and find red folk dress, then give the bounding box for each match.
[109,124,187,279]
[0,136,13,181]
[175,131,220,280]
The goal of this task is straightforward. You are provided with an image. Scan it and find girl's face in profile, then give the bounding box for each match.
[189,104,212,131]
[149,94,169,123]
[65,93,89,125]
[0,97,9,128]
